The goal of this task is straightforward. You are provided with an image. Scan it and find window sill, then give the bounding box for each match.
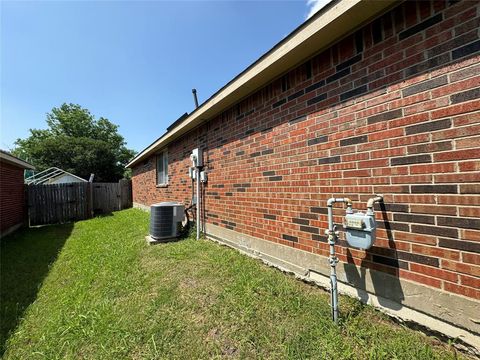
[156,184,168,188]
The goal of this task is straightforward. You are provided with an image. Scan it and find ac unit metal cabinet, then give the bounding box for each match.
[149,202,185,240]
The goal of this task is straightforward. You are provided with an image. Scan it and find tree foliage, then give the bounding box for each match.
[13,103,136,182]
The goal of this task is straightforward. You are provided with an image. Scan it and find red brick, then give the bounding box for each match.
[372,166,409,176]
[410,263,458,282]
[462,230,480,243]
[460,275,480,289]
[462,252,480,266]
[404,97,449,116]
[443,282,480,300]
[388,113,430,129]
[405,30,451,57]
[432,124,480,141]
[438,195,480,206]
[434,149,480,162]
[343,169,371,178]
[431,75,480,98]
[390,92,430,110]
[452,111,480,126]
[358,159,389,168]
[391,175,432,184]
[357,139,388,152]
[430,52,479,78]
[459,161,480,172]
[390,133,429,147]
[409,163,455,174]
[412,244,460,261]
[444,0,479,19]
[407,141,452,154]
[431,100,480,120]
[0,162,26,233]
[399,270,442,289]
[371,147,406,159]
[396,232,437,246]
[455,136,480,149]
[450,63,480,83]
[434,172,480,183]
[441,260,480,277]
[410,204,457,216]
[368,128,404,142]
[394,194,435,204]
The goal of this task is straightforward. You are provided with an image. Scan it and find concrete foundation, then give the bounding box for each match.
[145,235,180,245]
[206,223,480,352]
[134,202,150,211]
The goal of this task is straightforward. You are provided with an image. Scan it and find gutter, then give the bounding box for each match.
[127,0,400,168]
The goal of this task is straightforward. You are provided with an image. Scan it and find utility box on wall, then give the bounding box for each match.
[190,148,203,167]
[344,212,377,250]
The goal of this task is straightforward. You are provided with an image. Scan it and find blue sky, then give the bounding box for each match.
[1,0,325,153]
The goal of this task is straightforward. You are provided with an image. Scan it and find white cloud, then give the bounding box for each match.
[305,0,332,19]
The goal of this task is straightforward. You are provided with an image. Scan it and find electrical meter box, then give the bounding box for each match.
[190,148,203,167]
[344,212,377,249]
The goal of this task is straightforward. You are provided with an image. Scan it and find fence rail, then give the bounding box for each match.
[27,180,132,226]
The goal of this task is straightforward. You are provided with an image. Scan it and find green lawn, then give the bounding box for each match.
[1,209,464,359]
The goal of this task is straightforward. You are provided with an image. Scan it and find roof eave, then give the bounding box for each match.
[127,0,400,169]
[0,152,35,170]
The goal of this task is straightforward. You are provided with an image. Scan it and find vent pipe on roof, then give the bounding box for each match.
[192,89,199,109]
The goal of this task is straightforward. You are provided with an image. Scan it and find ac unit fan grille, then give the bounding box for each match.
[150,206,174,238]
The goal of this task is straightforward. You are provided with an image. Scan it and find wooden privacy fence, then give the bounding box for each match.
[27,180,132,226]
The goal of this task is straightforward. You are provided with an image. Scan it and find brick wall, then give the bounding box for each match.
[133,0,480,301]
[0,162,26,234]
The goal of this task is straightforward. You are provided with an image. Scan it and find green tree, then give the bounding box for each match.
[13,103,136,182]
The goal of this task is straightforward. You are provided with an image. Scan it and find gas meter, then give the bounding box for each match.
[344,212,377,250]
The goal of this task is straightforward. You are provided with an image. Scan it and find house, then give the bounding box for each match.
[0,150,35,237]
[25,167,88,185]
[127,0,480,348]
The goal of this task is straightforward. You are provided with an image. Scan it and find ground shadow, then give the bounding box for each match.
[344,202,404,310]
[0,223,73,355]
[92,211,115,218]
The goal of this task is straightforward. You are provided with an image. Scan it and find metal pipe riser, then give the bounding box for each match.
[330,273,339,323]
[325,197,352,324]
[196,168,201,240]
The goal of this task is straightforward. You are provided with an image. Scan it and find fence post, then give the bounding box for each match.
[128,179,132,208]
[118,179,132,210]
[87,181,93,219]
[118,180,121,211]
[24,184,30,227]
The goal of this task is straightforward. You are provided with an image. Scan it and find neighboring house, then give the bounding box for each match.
[25,167,88,185]
[0,150,34,237]
[127,0,480,348]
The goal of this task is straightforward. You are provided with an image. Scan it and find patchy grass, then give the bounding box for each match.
[1,209,463,359]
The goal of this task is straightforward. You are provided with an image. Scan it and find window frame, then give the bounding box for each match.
[156,149,168,187]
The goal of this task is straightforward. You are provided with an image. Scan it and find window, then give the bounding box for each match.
[156,150,168,185]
